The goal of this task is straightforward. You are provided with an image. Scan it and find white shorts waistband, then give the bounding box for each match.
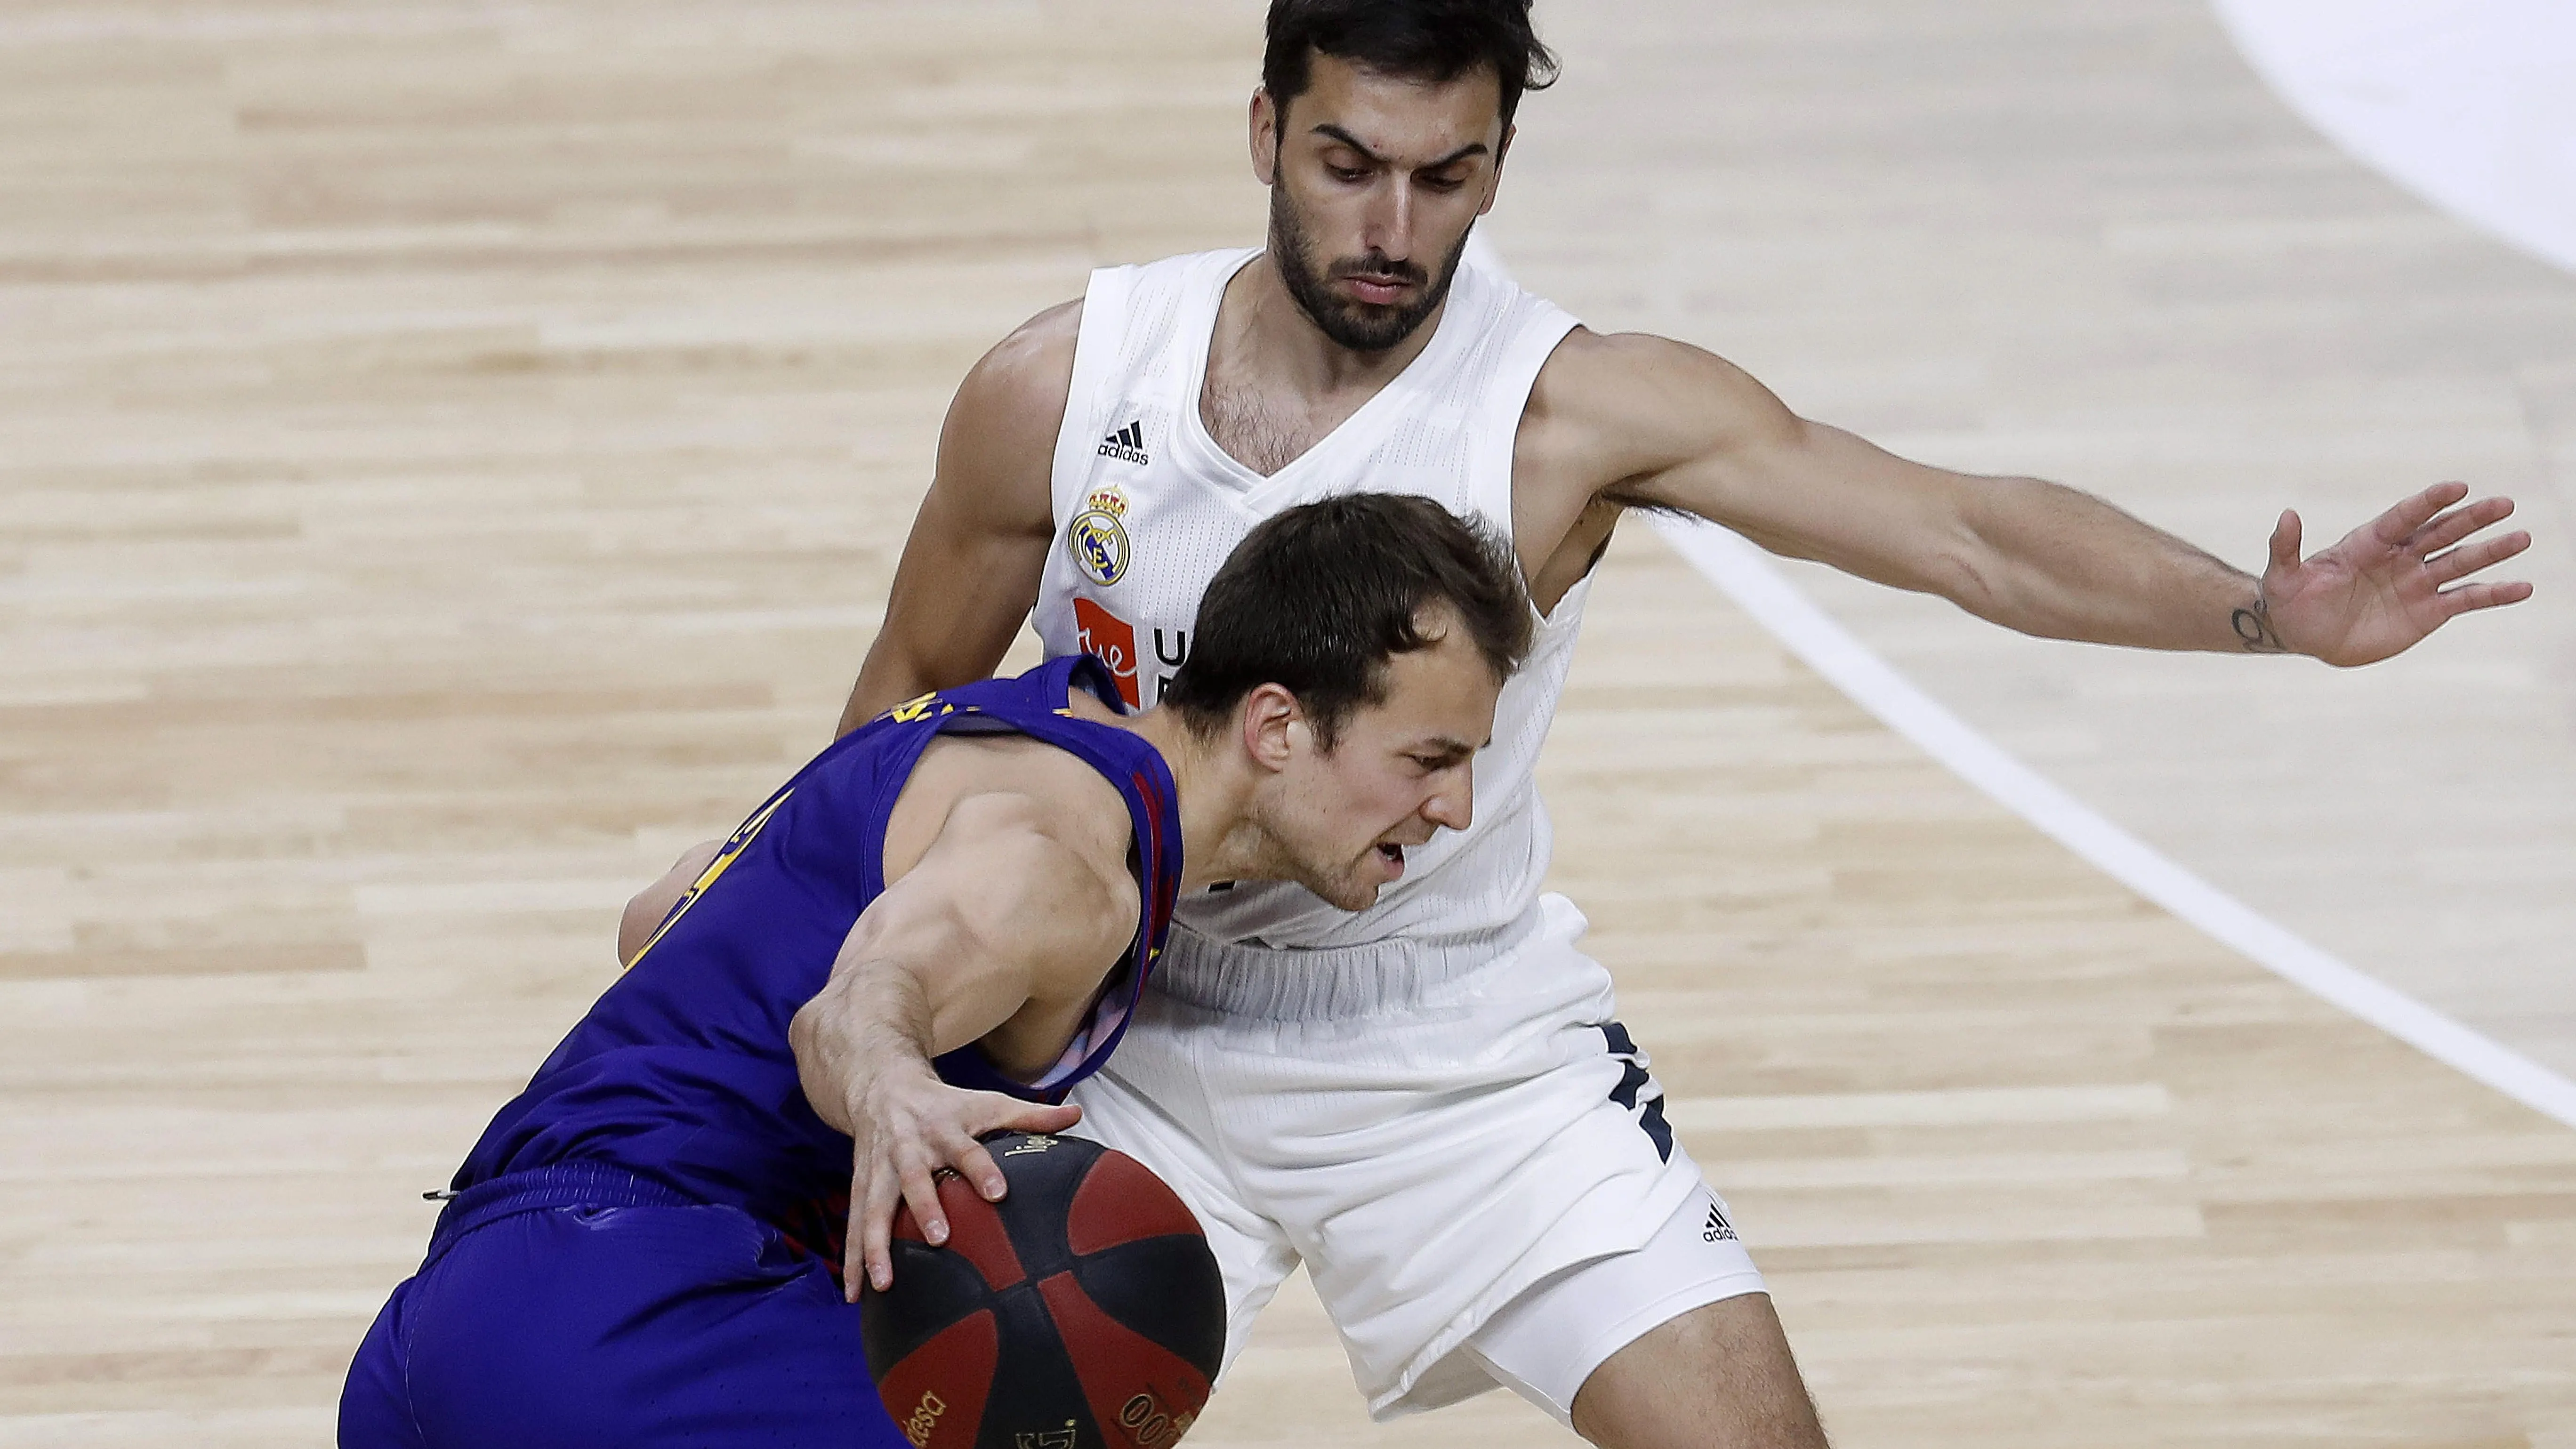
[1149,907,1554,1020]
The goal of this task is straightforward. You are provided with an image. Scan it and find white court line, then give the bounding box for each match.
[1650,514,2576,1133]
[2211,0,2576,276]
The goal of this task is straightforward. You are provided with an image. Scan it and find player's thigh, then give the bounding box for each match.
[1569,1296,1826,1449]
[1465,1183,1783,1434]
[398,1203,905,1449]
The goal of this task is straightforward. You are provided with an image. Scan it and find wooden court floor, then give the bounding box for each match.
[0,2,2569,1446]
[1489,0,2576,1083]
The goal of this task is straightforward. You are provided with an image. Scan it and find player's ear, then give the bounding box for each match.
[1483,124,1514,215]
[1251,89,1281,186]
[1240,684,1300,771]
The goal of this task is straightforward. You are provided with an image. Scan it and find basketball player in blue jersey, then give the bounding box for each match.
[336,495,1534,1449]
[835,3,2538,1447]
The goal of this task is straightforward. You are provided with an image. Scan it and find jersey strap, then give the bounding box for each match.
[921,654,1185,1104]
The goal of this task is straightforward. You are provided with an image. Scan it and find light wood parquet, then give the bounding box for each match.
[1488,0,2576,1078]
[0,2,2568,1447]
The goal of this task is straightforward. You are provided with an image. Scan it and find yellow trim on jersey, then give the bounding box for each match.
[623,787,795,968]
[885,691,948,724]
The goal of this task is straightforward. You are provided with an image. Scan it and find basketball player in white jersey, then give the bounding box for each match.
[818,2,2536,1444]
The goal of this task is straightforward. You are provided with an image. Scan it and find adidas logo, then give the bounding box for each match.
[1701,1202,1738,1244]
[1098,420,1150,466]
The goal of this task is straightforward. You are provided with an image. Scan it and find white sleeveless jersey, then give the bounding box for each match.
[1034,243,1585,949]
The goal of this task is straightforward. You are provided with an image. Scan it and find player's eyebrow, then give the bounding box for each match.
[1310,125,1489,172]
[1417,736,1481,763]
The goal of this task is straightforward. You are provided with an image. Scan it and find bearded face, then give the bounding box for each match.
[1255,55,1506,354]
[1267,180,1476,355]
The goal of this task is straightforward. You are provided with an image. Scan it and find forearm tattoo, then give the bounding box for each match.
[2231,596,2289,653]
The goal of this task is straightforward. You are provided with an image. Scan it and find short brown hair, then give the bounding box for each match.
[1162,494,1533,747]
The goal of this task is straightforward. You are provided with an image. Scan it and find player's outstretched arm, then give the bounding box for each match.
[1537,331,2532,661]
[788,793,1136,1296]
[835,302,1081,737]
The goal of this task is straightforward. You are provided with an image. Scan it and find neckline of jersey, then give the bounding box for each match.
[1176,246,1485,511]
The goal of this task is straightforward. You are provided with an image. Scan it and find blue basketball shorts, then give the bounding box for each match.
[339,1163,908,1449]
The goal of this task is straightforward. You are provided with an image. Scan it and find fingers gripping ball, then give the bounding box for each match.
[862,1133,1225,1449]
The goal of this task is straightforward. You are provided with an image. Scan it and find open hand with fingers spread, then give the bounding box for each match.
[839,1061,1082,1298]
[2252,482,2534,666]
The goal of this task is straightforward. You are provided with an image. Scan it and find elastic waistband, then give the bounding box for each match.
[427,1161,706,1263]
[1150,906,1547,1020]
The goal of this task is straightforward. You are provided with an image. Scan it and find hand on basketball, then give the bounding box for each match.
[2257,483,2533,666]
[845,1064,1082,1299]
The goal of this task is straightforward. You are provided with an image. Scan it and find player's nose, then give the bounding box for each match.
[1420,768,1472,832]
[1364,183,1415,264]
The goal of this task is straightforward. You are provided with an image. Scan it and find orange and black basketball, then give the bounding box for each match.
[861,1133,1224,1449]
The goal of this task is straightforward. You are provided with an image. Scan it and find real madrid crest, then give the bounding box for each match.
[1067,486,1132,587]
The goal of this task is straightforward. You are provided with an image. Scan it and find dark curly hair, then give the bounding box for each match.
[1263,0,1559,131]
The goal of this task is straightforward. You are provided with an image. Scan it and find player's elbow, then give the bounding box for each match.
[1921,534,2014,622]
[618,839,724,966]
[784,991,830,1086]
[615,891,663,966]
[844,639,945,731]
[1929,479,2063,627]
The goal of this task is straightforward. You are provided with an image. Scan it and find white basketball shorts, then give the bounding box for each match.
[1067,893,1764,1419]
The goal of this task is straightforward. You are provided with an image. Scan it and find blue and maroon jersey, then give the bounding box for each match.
[449,656,1184,1225]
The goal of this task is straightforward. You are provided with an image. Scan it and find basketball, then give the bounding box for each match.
[861,1133,1225,1449]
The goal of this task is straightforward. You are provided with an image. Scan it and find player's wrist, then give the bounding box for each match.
[847,1054,943,1121]
[2228,581,2294,656]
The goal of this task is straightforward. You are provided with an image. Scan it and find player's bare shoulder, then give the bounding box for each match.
[1523,328,1797,486]
[987,298,1085,384]
[886,724,1140,945]
[1506,330,1695,590]
[935,298,1087,523]
[988,724,1141,913]
[939,781,1137,941]
[953,299,1083,440]
[1509,329,1811,601]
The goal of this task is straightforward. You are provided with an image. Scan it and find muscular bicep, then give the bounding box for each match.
[838,302,1081,736]
[829,797,1135,1056]
[1557,332,1987,597]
